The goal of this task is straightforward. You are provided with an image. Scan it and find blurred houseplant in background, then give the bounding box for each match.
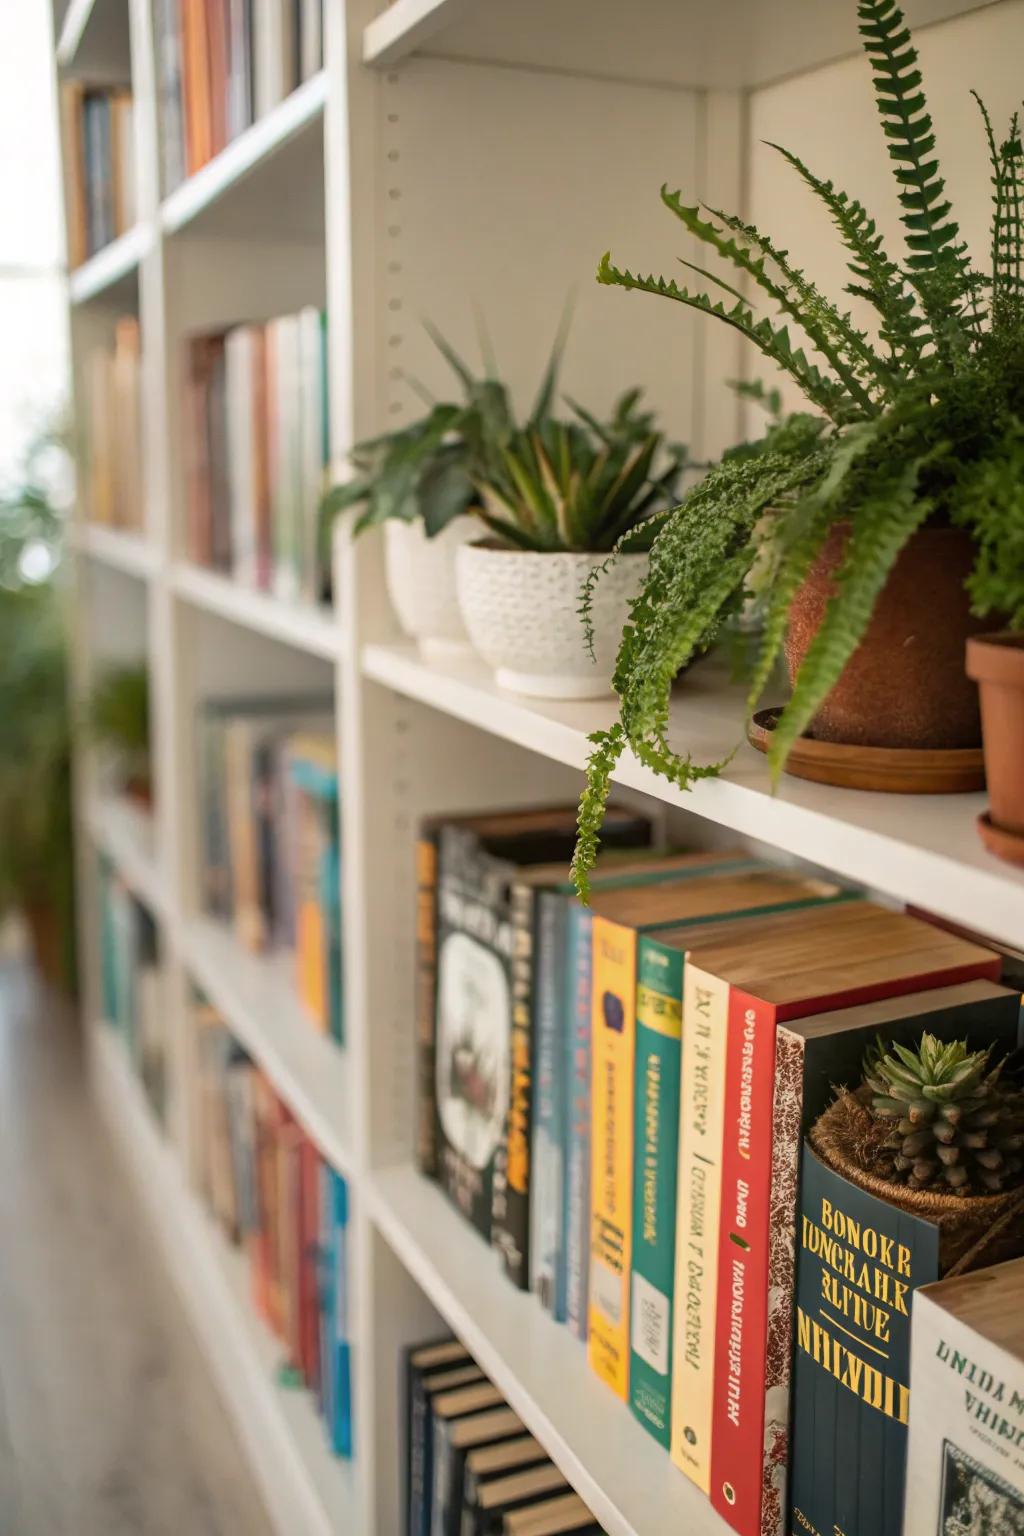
[0,423,76,987]
[84,662,151,805]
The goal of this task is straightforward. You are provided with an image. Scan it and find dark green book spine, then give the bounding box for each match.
[788,1141,940,1536]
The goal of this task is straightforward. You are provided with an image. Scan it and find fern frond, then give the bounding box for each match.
[572,724,627,902]
[975,94,1024,325]
[663,190,889,411]
[598,253,857,422]
[857,0,980,350]
[765,142,924,370]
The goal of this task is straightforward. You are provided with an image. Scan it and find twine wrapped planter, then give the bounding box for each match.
[810,1091,1024,1276]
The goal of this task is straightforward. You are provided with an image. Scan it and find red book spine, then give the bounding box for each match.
[710,990,778,1535]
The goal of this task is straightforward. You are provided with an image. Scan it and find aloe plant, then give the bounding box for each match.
[572,0,1024,898]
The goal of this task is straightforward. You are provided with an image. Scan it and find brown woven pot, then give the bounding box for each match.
[810,1092,1024,1277]
[785,524,986,749]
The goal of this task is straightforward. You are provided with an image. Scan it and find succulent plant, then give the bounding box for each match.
[864,1034,1024,1194]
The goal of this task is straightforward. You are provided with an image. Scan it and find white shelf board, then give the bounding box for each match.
[72,521,159,579]
[160,73,328,239]
[363,0,1004,87]
[170,563,340,660]
[370,1165,727,1536]
[68,224,149,306]
[86,792,167,922]
[182,916,354,1178]
[362,641,1024,950]
[56,0,132,80]
[91,1023,356,1536]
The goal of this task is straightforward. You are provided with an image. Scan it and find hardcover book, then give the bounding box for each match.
[468,1462,569,1536]
[461,1436,549,1534]
[668,900,1000,1529]
[904,1256,1024,1536]
[425,1385,508,1536]
[764,979,1021,1536]
[502,1492,600,1534]
[405,1343,482,1536]
[789,1141,940,1536]
[432,1406,525,1536]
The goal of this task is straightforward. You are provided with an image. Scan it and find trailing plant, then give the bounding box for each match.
[320,324,689,554]
[572,0,1024,897]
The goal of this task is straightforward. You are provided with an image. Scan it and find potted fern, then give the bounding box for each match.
[572,0,1024,895]
[456,389,688,699]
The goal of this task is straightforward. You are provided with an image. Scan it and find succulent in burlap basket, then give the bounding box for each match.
[810,1034,1024,1275]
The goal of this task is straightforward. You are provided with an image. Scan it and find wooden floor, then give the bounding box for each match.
[0,955,274,1536]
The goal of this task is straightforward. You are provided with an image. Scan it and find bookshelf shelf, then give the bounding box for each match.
[55,0,131,80]
[160,72,328,239]
[170,564,341,660]
[182,917,355,1179]
[85,793,167,923]
[361,641,1024,950]
[361,0,1001,87]
[92,1024,356,1536]
[68,224,149,305]
[370,1165,729,1536]
[71,522,159,579]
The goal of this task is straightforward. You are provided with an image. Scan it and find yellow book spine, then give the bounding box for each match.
[670,961,730,1488]
[588,917,637,1400]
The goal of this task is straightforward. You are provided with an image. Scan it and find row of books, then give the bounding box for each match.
[155,0,325,193]
[184,309,329,604]
[62,84,136,264]
[193,1001,352,1456]
[84,318,144,531]
[198,694,342,1040]
[404,1336,604,1536]
[99,863,168,1126]
[415,804,1021,1536]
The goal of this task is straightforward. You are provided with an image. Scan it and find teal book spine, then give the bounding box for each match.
[529,891,568,1316]
[562,902,593,1339]
[628,934,683,1446]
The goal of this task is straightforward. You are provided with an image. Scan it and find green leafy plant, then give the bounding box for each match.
[320,324,688,554]
[572,0,1024,897]
[84,663,151,795]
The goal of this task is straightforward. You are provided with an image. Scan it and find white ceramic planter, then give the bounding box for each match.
[455,543,647,700]
[384,516,479,658]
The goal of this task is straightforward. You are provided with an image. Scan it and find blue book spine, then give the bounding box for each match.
[330,1170,353,1458]
[562,903,592,1339]
[318,1162,334,1430]
[529,892,568,1316]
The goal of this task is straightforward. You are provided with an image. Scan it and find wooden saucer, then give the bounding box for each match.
[747,708,986,794]
[977,811,1024,866]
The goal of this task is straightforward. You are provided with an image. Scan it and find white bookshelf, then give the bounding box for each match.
[57,3,1024,1535]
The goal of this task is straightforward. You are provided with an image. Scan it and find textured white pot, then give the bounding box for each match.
[455,543,647,700]
[384,516,478,658]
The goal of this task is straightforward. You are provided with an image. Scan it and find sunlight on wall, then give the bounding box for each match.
[0,5,68,484]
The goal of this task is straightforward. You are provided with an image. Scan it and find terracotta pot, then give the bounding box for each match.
[785,525,986,749]
[966,633,1024,836]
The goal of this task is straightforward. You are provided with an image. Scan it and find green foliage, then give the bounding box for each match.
[471,390,688,554]
[85,663,151,785]
[323,323,689,555]
[574,0,1024,896]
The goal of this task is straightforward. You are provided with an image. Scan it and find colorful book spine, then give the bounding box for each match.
[670,961,730,1488]
[628,936,683,1445]
[529,891,568,1315]
[415,827,440,1176]
[328,1168,353,1457]
[587,917,637,1399]
[709,993,778,1533]
[495,880,534,1290]
[563,903,592,1340]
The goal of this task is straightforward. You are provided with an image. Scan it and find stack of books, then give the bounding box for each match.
[154,0,325,192]
[61,84,135,263]
[193,1000,352,1457]
[404,1334,603,1535]
[85,318,144,530]
[99,862,167,1125]
[415,806,1017,1536]
[198,696,342,1040]
[184,308,329,604]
